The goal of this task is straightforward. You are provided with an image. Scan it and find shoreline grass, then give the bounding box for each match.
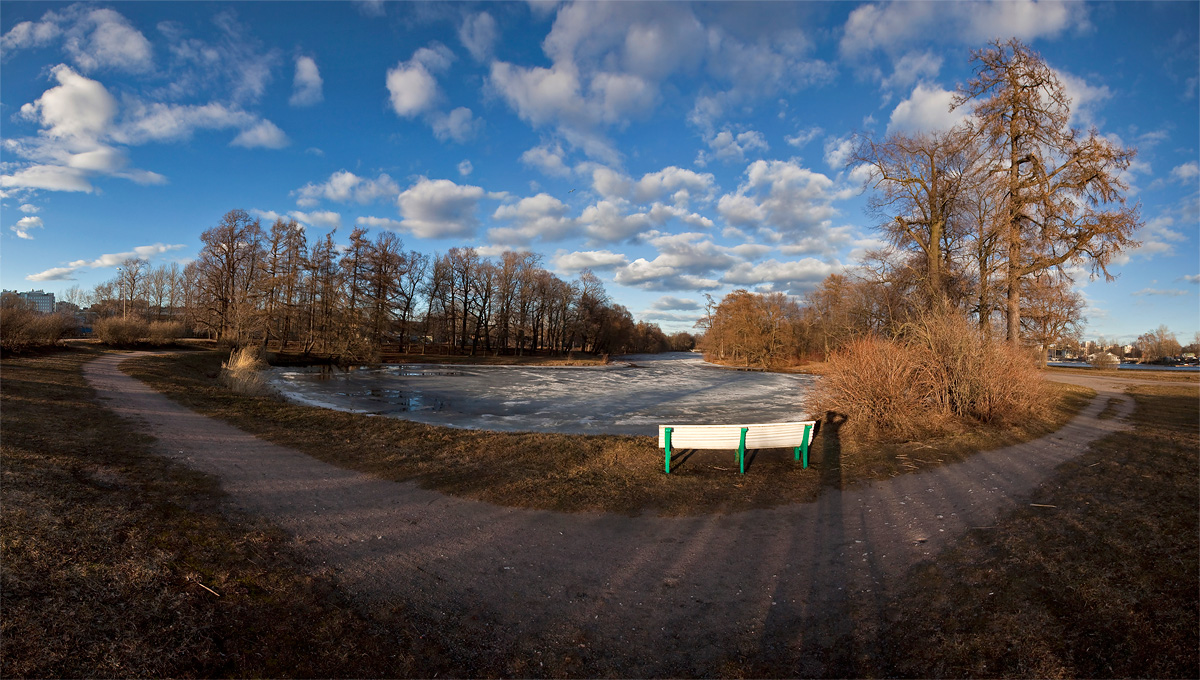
[125,349,1093,516]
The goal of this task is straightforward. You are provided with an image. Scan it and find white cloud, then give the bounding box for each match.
[26,242,186,281]
[1132,215,1187,259]
[613,232,737,290]
[356,216,406,231]
[458,12,498,62]
[25,267,78,282]
[785,126,823,148]
[20,64,117,142]
[650,296,701,311]
[1,165,94,193]
[521,142,573,177]
[579,200,653,243]
[290,56,323,107]
[490,193,576,244]
[1170,161,1199,184]
[294,171,400,207]
[823,136,855,169]
[18,204,40,214]
[10,216,44,239]
[4,6,153,74]
[1057,69,1112,127]
[396,177,486,239]
[288,210,342,230]
[634,166,715,206]
[230,120,289,149]
[700,129,769,165]
[1182,274,1200,284]
[591,166,633,200]
[430,107,481,143]
[881,50,942,91]
[717,160,840,243]
[721,257,839,293]
[1131,288,1188,297]
[552,249,629,273]
[457,160,473,176]
[386,45,454,118]
[841,0,1087,57]
[886,83,969,135]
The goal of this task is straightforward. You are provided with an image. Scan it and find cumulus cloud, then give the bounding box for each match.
[430,107,481,143]
[288,210,341,229]
[721,257,840,294]
[521,142,573,177]
[294,170,400,207]
[2,6,152,73]
[457,160,473,176]
[231,119,289,149]
[579,200,653,243]
[1131,215,1187,259]
[552,249,630,273]
[1170,161,1199,183]
[10,216,44,239]
[886,83,969,134]
[18,204,40,214]
[650,296,701,311]
[717,160,840,245]
[386,44,454,118]
[881,50,942,91]
[699,129,769,165]
[634,166,716,206]
[613,232,736,290]
[290,55,323,106]
[591,166,633,200]
[356,216,406,231]
[458,12,498,62]
[785,126,823,148]
[840,0,1088,57]
[396,177,486,239]
[490,193,576,244]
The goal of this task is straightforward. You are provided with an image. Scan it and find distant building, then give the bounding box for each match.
[2,289,55,314]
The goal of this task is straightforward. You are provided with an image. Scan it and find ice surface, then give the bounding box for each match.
[266,352,817,436]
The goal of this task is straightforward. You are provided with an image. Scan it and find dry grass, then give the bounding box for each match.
[0,347,470,677]
[219,345,276,396]
[815,314,1049,442]
[124,350,1092,516]
[862,383,1200,678]
[1046,364,1200,383]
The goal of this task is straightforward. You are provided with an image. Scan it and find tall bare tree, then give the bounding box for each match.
[953,38,1141,344]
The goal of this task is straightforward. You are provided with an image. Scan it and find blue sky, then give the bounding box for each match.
[2,0,1197,344]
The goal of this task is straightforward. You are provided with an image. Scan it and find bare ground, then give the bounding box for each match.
[85,352,1137,676]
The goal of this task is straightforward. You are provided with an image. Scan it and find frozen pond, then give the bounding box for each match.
[267,352,817,436]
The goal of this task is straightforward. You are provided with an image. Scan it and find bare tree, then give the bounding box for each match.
[1020,272,1086,366]
[953,38,1141,344]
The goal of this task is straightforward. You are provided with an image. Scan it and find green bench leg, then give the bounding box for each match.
[664,427,673,474]
[795,423,812,469]
[738,427,748,475]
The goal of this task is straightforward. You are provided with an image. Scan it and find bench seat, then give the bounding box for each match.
[658,420,816,474]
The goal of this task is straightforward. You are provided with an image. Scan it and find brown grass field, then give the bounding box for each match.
[123,349,1092,515]
[3,346,1195,677]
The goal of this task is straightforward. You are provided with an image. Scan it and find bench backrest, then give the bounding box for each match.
[657,420,816,450]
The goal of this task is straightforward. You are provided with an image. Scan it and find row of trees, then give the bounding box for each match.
[73,209,684,359]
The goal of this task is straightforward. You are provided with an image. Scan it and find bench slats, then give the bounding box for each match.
[658,420,816,475]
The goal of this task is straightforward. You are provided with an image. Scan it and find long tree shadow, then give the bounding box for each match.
[819,410,848,489]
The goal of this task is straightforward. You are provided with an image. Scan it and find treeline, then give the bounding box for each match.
[67,210,695,360]
[701,39,1140,369]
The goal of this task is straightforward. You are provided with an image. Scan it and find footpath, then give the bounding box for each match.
[85,353,1135,675]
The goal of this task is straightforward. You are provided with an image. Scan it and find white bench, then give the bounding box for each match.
[657,420,817,475]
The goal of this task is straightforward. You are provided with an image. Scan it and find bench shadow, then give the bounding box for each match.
[820,410,848,489]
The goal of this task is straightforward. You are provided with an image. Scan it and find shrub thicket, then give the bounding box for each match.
[93,317,149,347]
[814,311,1047,440]
[1,294,74,353]
[147,320,187,345]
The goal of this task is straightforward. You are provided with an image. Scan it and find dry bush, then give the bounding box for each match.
[220,345,275,396]
[147,320,187,345]
[815,312,1048,441]
[0,304,73,354]
[93,317,149,346]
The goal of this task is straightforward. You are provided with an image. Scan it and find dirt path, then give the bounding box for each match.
[85,353,1136,675]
